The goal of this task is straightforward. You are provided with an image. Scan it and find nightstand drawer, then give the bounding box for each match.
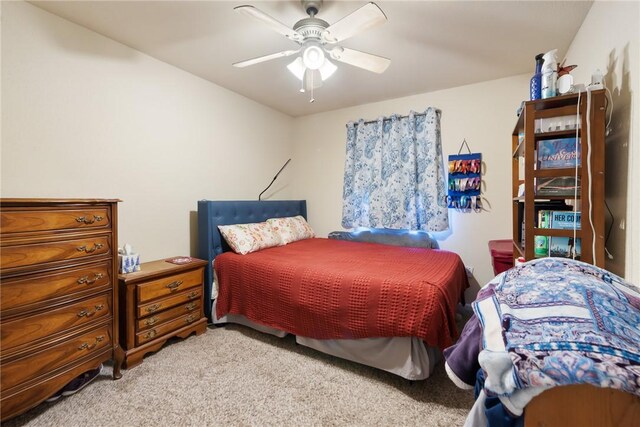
[1,235,111,270]
[0,208,110,234]
[135,312,201,346]
[1,261,111,313]
[137,269,201,304]
[137,287,201,317]
[1,324,111,392]
[137,300,200,331]
[1,293,111,352]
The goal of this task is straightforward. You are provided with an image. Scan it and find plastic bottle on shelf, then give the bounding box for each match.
[541,49,558,99]
[530,53,544,100]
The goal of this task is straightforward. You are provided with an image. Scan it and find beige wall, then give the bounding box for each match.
[290,75,530,297]
[1,1,294,261]
[563,0,639,282]
[2,1,636,291]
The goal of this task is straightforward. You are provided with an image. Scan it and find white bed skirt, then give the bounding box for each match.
[215,307,441,380]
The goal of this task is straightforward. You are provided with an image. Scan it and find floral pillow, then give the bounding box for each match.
[218,222,283,255]
[267,215,315,244]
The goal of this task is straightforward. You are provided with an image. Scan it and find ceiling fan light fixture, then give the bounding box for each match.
[302,44,325,70]
[287,57,306,80]
[319,58,337,80]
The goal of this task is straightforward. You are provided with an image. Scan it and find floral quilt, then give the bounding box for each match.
[473,258,640,415]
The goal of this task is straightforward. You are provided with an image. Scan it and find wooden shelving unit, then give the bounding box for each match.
[512,90,606,266]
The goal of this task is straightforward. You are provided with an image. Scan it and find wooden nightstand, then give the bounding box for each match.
[118,257,208,368]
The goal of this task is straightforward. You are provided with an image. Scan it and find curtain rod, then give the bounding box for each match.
[352,109,441,126]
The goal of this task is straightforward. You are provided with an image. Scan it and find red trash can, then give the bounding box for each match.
[488,240,514,275]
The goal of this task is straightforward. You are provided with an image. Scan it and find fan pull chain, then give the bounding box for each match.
[309,72,315,103]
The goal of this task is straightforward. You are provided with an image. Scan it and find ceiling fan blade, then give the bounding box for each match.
[235,5,303,42]
[327,47,390,74]
[322,2,387,43]
[233,49,300,68]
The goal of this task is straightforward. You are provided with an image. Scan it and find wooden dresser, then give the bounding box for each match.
[0,198,124,421]
[118,258,208,368]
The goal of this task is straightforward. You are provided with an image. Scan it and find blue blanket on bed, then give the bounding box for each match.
[473,258,640,415]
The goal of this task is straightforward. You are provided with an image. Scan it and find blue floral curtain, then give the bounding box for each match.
[342,108,449,232]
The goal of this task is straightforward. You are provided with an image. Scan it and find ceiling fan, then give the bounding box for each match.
[233,0,390,102]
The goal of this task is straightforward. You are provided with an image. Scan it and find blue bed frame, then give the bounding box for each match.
[197,200,307,321]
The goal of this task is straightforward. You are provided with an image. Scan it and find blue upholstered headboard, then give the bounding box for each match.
[197,200,307,320]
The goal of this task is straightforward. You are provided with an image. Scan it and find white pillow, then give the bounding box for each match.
[218,222,283,255]
[267,215,315,244]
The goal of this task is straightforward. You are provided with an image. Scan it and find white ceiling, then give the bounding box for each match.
[31,1,593,117]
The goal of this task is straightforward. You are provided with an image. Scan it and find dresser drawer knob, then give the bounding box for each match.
[187,291,198,300]
[78,335,105,351]
[185,302,197,311]
[77,273,104,285]
[144,316,159,327]
[77,304,105,318]
[144,330,157,340]
[146,304,161,313]
[76,215,104,225]
[185,315,197,324]
[77,243,104,254]
[166,280,183,291]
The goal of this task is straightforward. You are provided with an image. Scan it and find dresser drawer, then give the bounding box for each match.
[136,312,201,346]
[1,324,111,392]
[1,235,111,270]
[1,261,111,313]
[137,288,201,318]
[137,269,202,304]
[1,293,111,352]
[137,300,200,331]
[0,208,110,234]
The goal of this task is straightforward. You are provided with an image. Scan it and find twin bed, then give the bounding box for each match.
[197,200,468,380]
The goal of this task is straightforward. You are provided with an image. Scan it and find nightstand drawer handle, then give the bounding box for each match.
[144,330,157,340]
[187,291,198,300]
[185,302,197,311]
[78,335,105,350]
[77,243,104,254]
[144,316,159,327]
[77,304,105,318]
[146,304,161,313]
[77,273,104,285]
[166,280,183,291]
[76,215,104,225]
[185,315,197,324]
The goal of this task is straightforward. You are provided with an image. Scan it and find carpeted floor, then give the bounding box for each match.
[6,325,474,426]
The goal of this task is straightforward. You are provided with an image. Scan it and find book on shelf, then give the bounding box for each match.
[537,210,552,228]
[536,176,581,196]
[549,237,582,259]
[537,138,581,169]
[536,210,581,230]
[551,211,581,229]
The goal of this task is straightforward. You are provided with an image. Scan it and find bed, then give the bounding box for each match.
[197,200,468,380]
[443,257,640,426]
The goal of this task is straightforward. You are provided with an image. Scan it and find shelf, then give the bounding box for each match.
[534,167,581,178]
[513,196,579,202]
[528,90,604,111]
[511,89,605,267]
[533,228,581,237]
[535,129,581,140]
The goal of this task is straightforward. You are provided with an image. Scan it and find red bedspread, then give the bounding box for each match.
[215,238,468,349]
